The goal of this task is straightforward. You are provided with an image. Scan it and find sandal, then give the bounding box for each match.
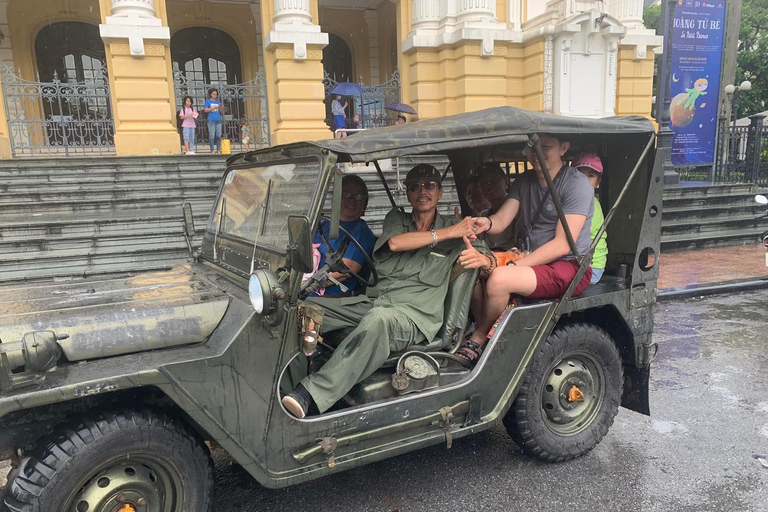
[456,336,485,365]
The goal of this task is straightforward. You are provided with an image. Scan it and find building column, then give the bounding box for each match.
[98,0,177,156]
[607,0,662,118]
[0,0,14,157]
[262,0,329,144]
[364,10,380,85]
[403,0,520,120]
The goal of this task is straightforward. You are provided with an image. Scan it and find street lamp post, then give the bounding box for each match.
[657,0,678,186]
[723,80,752,162]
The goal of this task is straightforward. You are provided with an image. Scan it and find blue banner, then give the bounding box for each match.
[669,0,726,166]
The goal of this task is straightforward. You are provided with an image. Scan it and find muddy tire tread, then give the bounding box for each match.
[503,322,623,463]
[1,409,213,512]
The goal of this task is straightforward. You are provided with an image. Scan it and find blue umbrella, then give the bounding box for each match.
[385,102,417,115]
[330,82,364,96]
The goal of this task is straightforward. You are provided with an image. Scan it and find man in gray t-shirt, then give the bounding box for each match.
[454,133,595,364]
[507,165,594,259]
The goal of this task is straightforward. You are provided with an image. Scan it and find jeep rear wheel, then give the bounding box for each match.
[2,409,213,512]
[503,323,623,462]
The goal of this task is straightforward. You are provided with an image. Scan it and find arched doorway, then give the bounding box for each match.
[171,28,243,84]
[24,22,114,155]
[171,28,268,151]
[323,34,353,83]
[322,34,354,130]
[35,22,106,82]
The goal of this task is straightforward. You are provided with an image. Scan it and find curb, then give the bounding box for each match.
[658,276,768,301]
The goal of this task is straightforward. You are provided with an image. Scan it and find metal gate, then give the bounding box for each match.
[323,69,401,130]
[715,115,768,184]
[1,62,115,157]
[173,68,270,152]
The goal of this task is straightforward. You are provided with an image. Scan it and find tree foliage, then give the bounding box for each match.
[643,4,661,34]
[736,0,768,116]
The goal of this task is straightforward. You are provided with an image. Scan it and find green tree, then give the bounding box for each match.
[643,4,661,34]
[736,0,768,116]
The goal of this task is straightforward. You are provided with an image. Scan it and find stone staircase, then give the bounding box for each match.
[0,155,227,283]
[661,183,767,252]
[1,154,765,284]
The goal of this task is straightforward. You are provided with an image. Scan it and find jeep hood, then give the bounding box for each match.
[0,265,229,362]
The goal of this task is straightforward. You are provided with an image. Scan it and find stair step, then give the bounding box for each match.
[0,214,210,241]
[662,184,755,199]
[661,215,767,236]
[0,177,221,192]
[0,235,194,263]
[660,228,764,252]
[661,203,765,222]
[0,195,215,215]
[662,194,760,208]
[0,249,189,283]
[0,185,219,204]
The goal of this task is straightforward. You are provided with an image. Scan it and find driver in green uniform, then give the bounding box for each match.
[282,164,488,418]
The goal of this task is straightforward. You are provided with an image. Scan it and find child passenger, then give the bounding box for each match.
[572,153,608,284]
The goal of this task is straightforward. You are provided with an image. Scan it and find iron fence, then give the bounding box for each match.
[715,115,767,185]
[1,62,115,157]
[323,70,401,131]
[173,67,270,153]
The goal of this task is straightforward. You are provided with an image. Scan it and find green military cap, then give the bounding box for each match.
[404,163,442,184]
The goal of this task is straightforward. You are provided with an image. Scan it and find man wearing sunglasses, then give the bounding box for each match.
[282,164,486,418]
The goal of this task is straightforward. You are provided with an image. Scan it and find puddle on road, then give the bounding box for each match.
[651,419,689,435]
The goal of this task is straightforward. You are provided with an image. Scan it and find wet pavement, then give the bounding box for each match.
[658,243,767,289]
[2,291,767,511]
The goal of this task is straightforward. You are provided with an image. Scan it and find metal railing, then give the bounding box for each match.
[173,67,270,153]
[323,69,401,130]
[715,115,767,184]
[1,62,115,157]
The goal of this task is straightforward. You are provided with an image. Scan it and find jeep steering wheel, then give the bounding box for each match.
[300,218,378,298]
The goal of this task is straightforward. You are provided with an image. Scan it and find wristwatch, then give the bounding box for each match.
[430,228,438,247]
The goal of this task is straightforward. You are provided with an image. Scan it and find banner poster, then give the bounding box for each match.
[669,0,726,166]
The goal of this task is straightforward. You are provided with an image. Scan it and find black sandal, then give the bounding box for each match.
[456,338,485,364]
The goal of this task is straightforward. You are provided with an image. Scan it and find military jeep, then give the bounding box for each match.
[0,107,661,512]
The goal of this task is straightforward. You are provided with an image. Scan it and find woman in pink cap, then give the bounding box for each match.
[573,153,608,284]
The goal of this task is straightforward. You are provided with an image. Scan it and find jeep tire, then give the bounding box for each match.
[2,409,214,512]
[503,322,623,462]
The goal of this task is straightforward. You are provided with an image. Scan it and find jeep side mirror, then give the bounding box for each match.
[287,215,314,273]
[755,195,768,205]
[182,202,195,236]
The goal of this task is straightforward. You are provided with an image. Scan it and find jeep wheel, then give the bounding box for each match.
[503,323,623,462]
[2,409,213,512]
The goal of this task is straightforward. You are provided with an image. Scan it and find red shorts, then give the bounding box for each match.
[528,260,592,299]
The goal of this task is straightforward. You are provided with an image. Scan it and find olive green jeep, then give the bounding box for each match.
[0,107,661,512]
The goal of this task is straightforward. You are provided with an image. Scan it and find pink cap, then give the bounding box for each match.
[572,153,603,174]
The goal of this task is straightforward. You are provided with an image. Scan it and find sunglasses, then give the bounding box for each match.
[341,191,366,202]
[407,181,439,193]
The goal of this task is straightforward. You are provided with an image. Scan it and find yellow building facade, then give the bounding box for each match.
[0,0,660,158]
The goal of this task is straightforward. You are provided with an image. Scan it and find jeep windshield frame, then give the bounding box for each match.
[199,154,327,278]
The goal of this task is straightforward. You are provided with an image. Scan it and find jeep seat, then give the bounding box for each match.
[422,265,478,351]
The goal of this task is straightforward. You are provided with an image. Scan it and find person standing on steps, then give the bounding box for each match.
[204,89,224,153]
[179,96,197,155]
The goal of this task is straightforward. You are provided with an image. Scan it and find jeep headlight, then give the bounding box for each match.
[249,270,284,315]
